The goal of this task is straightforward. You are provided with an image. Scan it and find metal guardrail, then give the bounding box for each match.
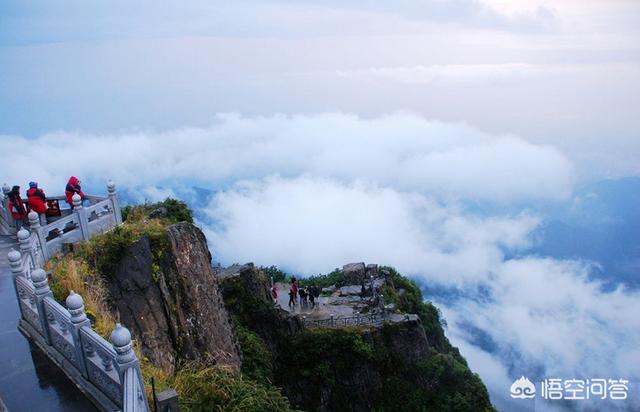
[303,312,387,328]
[302,311,418,329]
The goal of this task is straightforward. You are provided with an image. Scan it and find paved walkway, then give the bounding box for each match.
[0,235,97,412]
[274,282,359,320]
[273,282,419,328]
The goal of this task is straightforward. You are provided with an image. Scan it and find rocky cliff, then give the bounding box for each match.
[108,222,241,374]
[94,203,492,411]
[219,264,495,412]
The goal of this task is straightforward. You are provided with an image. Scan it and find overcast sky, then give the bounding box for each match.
[1,0,639,181]
[2,2,639,411]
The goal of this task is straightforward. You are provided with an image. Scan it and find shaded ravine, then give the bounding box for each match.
[0,235,97,412]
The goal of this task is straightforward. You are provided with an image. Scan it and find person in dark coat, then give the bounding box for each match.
[299,288,307,306]
[308,289,316,308]
[7,185,27,229]
[65,176,86,208]
[288,288,296,307]
[290,277,299,303]
[26,181,47,214]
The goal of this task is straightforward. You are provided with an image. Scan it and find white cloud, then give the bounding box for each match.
[202,176,538,279]
[3,111,635,410]
[0,112,573,203]
[135,186,179,204]
[201,175,639,411]
[442,257,640,410]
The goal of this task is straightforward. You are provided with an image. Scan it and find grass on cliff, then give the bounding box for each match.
[377,265,452,352]
[144,360,294,412]
[45,198,193,337]
[122,197,193,224]
[47,198,296,412]
[44,255,116,338]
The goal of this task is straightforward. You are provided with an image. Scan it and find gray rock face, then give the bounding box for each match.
[338,285,363,296]
[342,262,366,284]
[373,319,431,366]
[321,285,337,294]
[109,222,241,374]
[365,263,379,276]
[218,262,272,306]
[148,207,168,219]
[161,223,241,369]
[109,237,176,372]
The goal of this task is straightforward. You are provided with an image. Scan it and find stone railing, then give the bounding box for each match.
[9,246,150,412]
[302,312,418,328]
[1,180,122,258]
[6,185,150,412]
[0,187,16,235]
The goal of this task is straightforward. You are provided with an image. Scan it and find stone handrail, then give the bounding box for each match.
[1,180,122,259]
[5,180,150,412]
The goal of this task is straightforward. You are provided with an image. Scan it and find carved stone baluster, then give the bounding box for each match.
[17,228,34,276]
[102,354,114,371]
[8,249,26,320]
[66,291,91,378]
[107,180,122,225]
[2,183,12,228]
[73,194,90,241]
[84,342,95,359]
[31,268,53,345]
[112,323,149,411]
[8,249,24,279]
[28,211,49,261]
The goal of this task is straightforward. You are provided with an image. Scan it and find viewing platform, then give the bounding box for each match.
[0,181,150,412]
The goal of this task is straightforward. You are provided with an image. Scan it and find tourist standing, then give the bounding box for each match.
[299,287,307,306]
[271,284,278,304]
[65,176,86,208]
[7,185,27,230]
[291,277,299,301]
[288,287,296,307]
[26,182,48,224]
[308,289,316,308]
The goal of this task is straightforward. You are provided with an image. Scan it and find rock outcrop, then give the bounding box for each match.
[342,262,381,285]
[109,223,241,374]
[220,262,494,412]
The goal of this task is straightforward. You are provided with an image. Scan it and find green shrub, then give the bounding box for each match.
[260,266,290,283]
[300,268,343,288]
[122,197,193,224]
[379,266,451,352]
[75,217,168,279]
[236,323,275,385]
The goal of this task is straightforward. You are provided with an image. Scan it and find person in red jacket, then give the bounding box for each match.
[26,181,48,225]
[65,176,86,208]
[7,185,27,230]
[26,181,47,214]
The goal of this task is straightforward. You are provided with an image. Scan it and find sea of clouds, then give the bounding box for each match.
[2,112,637,411]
